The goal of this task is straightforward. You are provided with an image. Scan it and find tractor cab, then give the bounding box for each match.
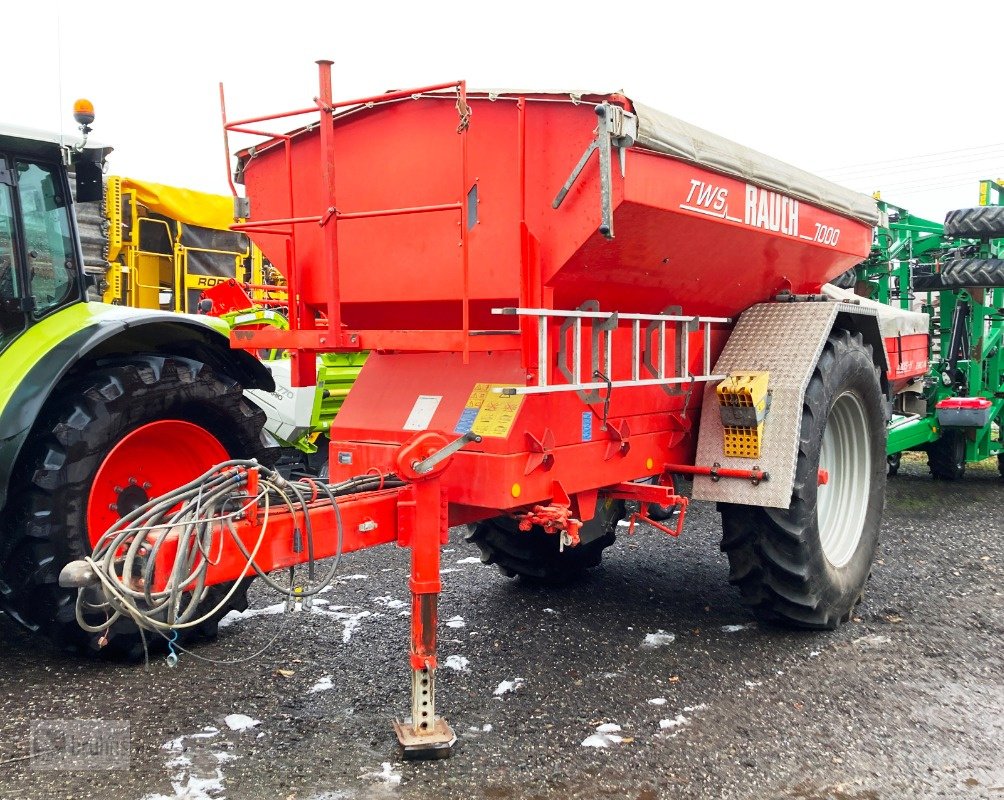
[0,115,110,353]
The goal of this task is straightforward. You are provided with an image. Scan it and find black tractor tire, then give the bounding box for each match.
[465,498,625,584]
[0,354,271,659]
[644,472,691,522]
[998,452,1004,478]
[913,258,1004,291]
[829,268,858,290]
[944,206,1004,240]
[887,453,901,477]
[719,330,886,629]
[927,431,966,481]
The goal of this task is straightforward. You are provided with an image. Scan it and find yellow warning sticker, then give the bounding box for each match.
[455,382,525,439]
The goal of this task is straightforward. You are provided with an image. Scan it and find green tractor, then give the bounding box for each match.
[0,116,274,657]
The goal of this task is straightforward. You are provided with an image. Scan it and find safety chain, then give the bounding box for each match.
[455,88,472,133]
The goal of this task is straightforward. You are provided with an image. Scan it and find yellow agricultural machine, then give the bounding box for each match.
[80,176,364,457]
[87,176,280,311]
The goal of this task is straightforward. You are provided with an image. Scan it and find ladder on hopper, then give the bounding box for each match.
[492,305,730,399]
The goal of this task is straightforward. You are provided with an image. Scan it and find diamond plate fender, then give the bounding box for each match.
[692,302,882,509]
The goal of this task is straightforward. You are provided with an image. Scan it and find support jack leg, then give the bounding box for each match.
[394,481,455,759]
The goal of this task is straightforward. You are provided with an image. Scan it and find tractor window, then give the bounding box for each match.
[16,160,76,317]
[0,163,26,350]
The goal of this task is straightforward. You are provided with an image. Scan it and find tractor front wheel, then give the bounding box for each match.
[0,354,270,658]
[719,330,886,629]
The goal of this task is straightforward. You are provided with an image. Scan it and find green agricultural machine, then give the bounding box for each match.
[0,118,276,657]
[834,182,1004,478]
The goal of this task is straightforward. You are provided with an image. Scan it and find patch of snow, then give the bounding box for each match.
[602,672,620,679]
[162,728,219,751]
[721,623,752,633]
[224,714,260,732]
[482,724,492,733]
[683,703,708,713]
[142,769,225,800]
[659,714,690,730]
[456,556,482,565]
[642,630,676,648]
[339,574,369,580]
[373,596,407,609]
[308,676,334,693]
[648,698,667,706]
[311,607,372,642]
[445,615,465,629]
[543,608,558,614]
[218,603,285,628]
[744,681,762,689]
[440,568,460,574]
[340,610,371,642]
[359,762,401,786]
[809,650,821,658]
[493,678,524,696]
[853,634,892,648]
[443,655,470,672]
[147,727,237,800]
[582,722,624,747]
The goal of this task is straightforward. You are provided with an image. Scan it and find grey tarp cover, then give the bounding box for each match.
[241,89,880,227]
[632,102,879,227]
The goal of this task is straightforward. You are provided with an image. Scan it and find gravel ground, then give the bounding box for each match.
[0,454,1001,799]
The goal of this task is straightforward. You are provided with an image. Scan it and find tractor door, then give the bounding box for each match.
[0,156,27,352]
[15,159,80,320]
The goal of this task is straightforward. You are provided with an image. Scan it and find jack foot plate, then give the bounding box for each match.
[393,718,456,760]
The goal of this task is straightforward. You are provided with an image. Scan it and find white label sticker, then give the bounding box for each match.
[402,395,442,431]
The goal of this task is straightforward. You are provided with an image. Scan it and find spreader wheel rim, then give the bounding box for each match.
[817,391,871,569]
[86,419,229,546]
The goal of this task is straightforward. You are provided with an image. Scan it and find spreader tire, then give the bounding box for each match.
[465,499,624,584]
[927,431,966,481]
[829,268,858,290]
[719,330,886,629]
[913,258,1004,291]
[0,354,270,658]
[944,206,1004,240]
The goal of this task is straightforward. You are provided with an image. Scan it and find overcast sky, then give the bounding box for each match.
[7,1,1003,221]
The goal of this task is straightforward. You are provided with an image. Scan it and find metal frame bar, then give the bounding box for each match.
[493,307,730,323]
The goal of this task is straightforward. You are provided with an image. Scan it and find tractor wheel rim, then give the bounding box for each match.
[87,420,228,547]
[817,391,871,569]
